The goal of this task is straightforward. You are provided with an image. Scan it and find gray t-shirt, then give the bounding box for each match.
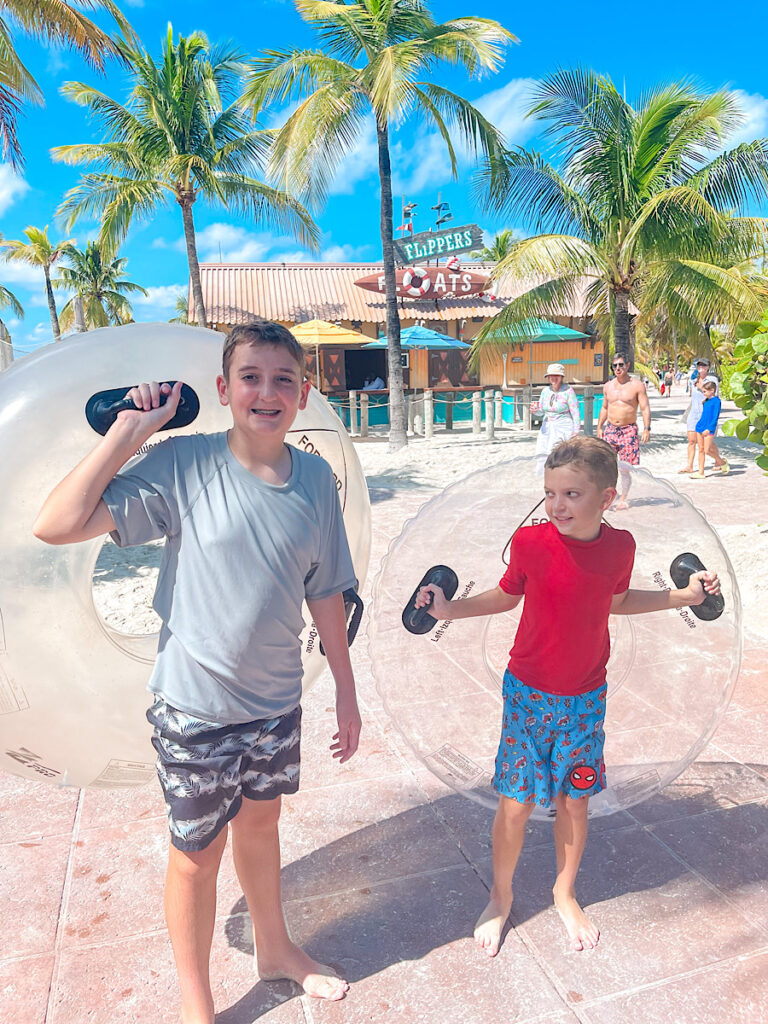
[103,432,357,723]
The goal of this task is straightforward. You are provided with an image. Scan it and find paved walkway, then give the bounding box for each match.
[1,393,766,1024]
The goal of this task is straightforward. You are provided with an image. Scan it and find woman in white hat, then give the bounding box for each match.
[535,362,581,473]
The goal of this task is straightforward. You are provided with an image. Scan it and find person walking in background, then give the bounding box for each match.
[680,358,717,473]
[597,356,651,509]
[663,367,674,397]
[534,362,581,474]
[691,380,729,478]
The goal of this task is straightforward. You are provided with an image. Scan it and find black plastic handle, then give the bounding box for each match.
[320,588,365,656]
[85,383,200,436]
[402,565,459,635]
[669,552,725,621]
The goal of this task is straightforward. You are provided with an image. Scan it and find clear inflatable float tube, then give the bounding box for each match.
[0,323,371,789]
[370,458,742,820]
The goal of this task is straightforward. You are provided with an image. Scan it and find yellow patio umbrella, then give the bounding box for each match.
[290,319,368,390]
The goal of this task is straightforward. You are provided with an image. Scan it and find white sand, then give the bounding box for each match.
[91,410,767,642]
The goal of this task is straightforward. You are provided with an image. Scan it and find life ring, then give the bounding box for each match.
[370,458,741,819]
[445,256,461,272]
[402,267,431,297]
[0,323,371,788]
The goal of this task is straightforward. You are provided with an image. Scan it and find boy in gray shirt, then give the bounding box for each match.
[34,322,360,1021]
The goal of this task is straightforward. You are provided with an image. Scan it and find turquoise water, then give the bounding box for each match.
[329,392,604,429]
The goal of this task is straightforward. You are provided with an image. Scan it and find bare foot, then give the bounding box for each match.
[613,497,628,511]
[258,943,349,1000]
[473,893,513,957]
[553,889,600,951]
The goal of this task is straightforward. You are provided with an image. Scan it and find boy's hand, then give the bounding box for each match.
[331,692,361,763]
[682,570,721,606]
[118,381,183,434]
[415,583,450,619]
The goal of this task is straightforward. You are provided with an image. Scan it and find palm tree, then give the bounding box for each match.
[244,0,515,449]
[473,71,768,372]
[1,226,73,341]
[0,282,23,369]
[53,240,146,330]
[169,291,191,324]
[52,26,319,327]
[470,227,523,263]
[0,0,133,167]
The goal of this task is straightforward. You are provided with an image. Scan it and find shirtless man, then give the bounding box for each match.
[596,355,651,509]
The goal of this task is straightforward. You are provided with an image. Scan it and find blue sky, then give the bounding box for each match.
[3,0,768,352]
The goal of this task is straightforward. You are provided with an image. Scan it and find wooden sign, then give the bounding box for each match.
[354,266,488,300]
[393,224,484,266]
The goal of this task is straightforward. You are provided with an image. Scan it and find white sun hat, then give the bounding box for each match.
[545,362,566,377]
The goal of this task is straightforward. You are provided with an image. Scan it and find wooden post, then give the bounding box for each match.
[360,392,369,437]
[424,389,434,439]
[472,391,482,434]
[583,386,594,436]
[413,393,424,435]
[494,390,503,428]
[523,385,532,430]
[484,390,495,440]
[349,390,358,436]
[407,394,415,434]
[444,391,454,431]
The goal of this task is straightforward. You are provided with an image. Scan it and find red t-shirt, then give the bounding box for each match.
[498,521,635,695]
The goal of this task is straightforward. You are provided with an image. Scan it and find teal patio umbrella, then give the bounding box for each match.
[363,325,470,350]
[482,318,591,386]
[483,318,589,343]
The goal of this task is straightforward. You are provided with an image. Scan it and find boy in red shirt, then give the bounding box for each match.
[415,437,720,956]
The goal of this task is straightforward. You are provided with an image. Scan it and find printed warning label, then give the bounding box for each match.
[614,769,661,803]
[5,745,60,779]
[91,759,156,787]
[0,659,30,715]
[287,429,347,506]
[424,744,484,787]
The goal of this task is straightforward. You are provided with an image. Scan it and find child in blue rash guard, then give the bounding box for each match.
[692,380,729,478]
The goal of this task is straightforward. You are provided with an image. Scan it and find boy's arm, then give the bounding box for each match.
[34,382,182,545]
[610,570,720,616]
[306,592,361,764]
[415,584,522,621]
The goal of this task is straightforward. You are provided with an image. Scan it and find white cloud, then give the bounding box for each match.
[391,77,538,195]
[320,242,372,262]
[728,90,768,148]
[327,119,379,196]
[195,223,282,262]
[0,165,30,215]
[474,78,538,148]
[0,260,44,289]
[151,235,185,252]
[46,49,69,76]
[133,283,187,318]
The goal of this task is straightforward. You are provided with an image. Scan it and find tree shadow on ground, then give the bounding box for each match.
[215,760,768,1022]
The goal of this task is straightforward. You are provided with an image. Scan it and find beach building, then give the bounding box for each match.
[195,262,607,393]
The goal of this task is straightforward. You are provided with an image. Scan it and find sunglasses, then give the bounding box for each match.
[612,362,626,368]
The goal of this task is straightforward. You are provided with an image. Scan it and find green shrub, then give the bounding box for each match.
[721,314,768,473]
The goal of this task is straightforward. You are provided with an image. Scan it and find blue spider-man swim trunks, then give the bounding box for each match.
[492,670,607,805]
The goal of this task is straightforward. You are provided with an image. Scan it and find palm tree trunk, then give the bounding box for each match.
[179,194,207,328]
[376,118,407,450]
[44,265,61,342]
[0,320,13,369]
[613,287,633,368]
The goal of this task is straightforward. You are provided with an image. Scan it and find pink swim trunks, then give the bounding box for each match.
[603,422,640,465]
